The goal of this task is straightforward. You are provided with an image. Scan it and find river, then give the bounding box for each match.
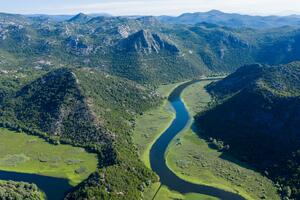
[0,170,72,200]
[150,79,245,200]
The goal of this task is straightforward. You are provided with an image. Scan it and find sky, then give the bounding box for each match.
[1,0,300,16]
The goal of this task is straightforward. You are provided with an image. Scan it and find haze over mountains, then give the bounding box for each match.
[158,10,300,28]
[19,9,300,28]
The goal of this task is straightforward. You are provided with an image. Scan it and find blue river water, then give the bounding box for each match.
[150,80,245,200]
[0,170,72,200]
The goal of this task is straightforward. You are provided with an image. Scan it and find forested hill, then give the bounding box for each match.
[1,13,300,84]
[0,67,161,199]
[0,181,43,200]
[195,62,300,199]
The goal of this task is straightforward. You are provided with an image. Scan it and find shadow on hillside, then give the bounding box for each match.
[191,121,258,172]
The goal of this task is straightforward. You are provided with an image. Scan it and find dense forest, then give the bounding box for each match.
[0,181,44,200]
[195,62,300,199]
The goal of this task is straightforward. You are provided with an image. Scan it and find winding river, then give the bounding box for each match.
[150,79,245,200]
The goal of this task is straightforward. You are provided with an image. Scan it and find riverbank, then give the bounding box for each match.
[135,80,244,200]
[134,81,220,199]
[0,128,98,186]
[165,81,280,200]
[133,82,183,168]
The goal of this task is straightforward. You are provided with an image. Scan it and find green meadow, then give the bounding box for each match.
[143,180,219,200]
[165,80,280,200]
[0,128,98,186]
[133,82,182,168]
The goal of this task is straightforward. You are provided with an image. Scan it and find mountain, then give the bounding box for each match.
[117,29,179,54]
[68,13,92,23]
[0,67,161,199]
[195,62,300,199]
[257,30,300,64]
[1,13,300,84]
[13,68,113,150]
[110,28,205,83]
[158,10,300,29]
[0,13,29,25]
[25,13,112,22]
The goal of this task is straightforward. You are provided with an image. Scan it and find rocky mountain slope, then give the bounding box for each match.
[1,13,300,84]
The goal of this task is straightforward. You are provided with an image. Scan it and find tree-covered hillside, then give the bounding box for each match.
[0,67,161,199]
[195,62,300,199]
[0,180,44,200]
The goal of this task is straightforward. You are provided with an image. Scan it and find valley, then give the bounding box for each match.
[134,79,280,200]
[0,8,300,200]
[165,81,279,200]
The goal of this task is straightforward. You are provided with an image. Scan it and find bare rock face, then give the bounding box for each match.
[117,29,179,54]
[65,36,93,55]
[117,25,131,38]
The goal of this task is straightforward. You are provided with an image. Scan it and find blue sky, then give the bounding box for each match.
[1,0,300,16]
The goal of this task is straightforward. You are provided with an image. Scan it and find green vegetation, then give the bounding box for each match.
[0,67,162,199]
[2,13,300,85]
[153,185,219,200]
[0,128,98,186]
[0,180,44,200]
[196,62,300,199]
[166,80,280,200]
[133,101,174,168]
[133,82,182,168]
[180,80,213,115]
[166,129,279,200]
[134,81,223,200]
[1,12,300,200]
[143,183,219,200]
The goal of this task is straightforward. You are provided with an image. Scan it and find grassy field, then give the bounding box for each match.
[165,80,280,200]
[143,182,219,200]
[133,82,182,168]
[180,80,213,116]
[0,128,98,186]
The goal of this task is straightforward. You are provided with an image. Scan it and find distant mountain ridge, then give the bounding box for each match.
[158,10,300,28]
